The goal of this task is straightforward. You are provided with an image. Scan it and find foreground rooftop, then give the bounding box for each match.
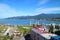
[31,25,58,39]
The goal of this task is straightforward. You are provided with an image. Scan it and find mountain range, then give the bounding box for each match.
[6,14,60,20]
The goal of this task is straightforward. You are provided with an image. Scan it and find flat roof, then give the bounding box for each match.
[41,33,57,39]
[31,26,57,39]
[51,36,60,39]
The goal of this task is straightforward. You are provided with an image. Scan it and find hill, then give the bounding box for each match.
[6,14,60,20]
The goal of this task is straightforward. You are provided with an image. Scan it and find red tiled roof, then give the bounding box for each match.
[33,26,49,34]
[34,25,44,29]
[31,26,58,40]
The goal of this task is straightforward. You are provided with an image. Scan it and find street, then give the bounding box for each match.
[4,27,25,40]
[13,36,25,40]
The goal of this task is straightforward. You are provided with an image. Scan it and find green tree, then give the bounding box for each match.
[48,24,54,33]
[55,30,60,36]
[32,24,35,27]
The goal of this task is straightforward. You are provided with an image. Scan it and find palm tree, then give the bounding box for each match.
[48,24,54,33]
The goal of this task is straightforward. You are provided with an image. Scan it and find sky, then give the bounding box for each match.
[0,0,60,18]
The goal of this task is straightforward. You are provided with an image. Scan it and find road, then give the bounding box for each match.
[13,36,25,40]
[4,27,11,35]
[4,27,25,40]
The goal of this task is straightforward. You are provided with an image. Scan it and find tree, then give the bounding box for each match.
[55,30,60,36]
[48,24,54,33]
[32,24,35,28]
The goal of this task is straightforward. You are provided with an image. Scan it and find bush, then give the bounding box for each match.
[55,30,60,36]
[3,37,7,40]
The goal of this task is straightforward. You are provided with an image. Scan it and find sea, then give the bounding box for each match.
[0,19,60,25]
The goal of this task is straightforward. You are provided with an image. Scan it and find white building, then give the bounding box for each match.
[30,25,60,40]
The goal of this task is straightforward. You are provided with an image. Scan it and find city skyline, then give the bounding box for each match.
[0,0,60,18]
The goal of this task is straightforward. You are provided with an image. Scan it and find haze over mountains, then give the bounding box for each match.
[6,14,60,20]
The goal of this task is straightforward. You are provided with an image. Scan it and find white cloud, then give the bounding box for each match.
[0,3,36,18]
[35,8,60,14]
[0,3,22,18]
[38,0,49,5]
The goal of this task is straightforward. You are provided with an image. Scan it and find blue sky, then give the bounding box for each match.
[0,0,60,18]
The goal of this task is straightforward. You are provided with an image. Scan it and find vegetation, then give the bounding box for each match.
[55,30,60,36]
[17,26,32,35]
[0,26,8,40]
[3,36,7,40]
[47,24,54,33]
[6,14,60,20]
[0,26,7,33]
[0,35,7,40]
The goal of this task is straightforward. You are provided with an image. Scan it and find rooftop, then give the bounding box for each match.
[32,25,49,34]
[51,36,60,39]
[31,25,57,39]
[41,33,57,39]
